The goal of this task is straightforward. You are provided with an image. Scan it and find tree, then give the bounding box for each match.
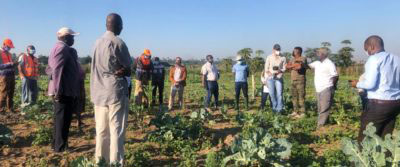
[255,50,265,57]
[335,40,355,67]
[219,58,233,72]
[304,48,318,62]
[281,52,292,61]
[79,55,92,65]
[237,48,253,61]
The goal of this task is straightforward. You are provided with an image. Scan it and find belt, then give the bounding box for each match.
[369,99,400,104]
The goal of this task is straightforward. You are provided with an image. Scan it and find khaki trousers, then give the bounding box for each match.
[95,96,128,165]
[0,75,15,112]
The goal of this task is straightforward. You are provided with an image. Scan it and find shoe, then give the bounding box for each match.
[289,112,298,117]
[294,113,305,119]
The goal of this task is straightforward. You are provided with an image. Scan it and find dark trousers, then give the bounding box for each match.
[235,82,248,107]
[152,81,164,105]
[260,87,271,110]
[357,100,400,143]
[52,96,78,152]
[205,81,219,108]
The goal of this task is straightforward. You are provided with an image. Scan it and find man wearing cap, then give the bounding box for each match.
[18,45,39,108]
[133,49,153,106]
[46,27,81,152]
[152,57,165,107]
[168,57,187,110]
[354,36,400,142]
[91,13,132,164]
[0,38,16,113]
[264,44,287,113]
[201,55,220,109]
[309,47,338,128]
[232,55,250,110]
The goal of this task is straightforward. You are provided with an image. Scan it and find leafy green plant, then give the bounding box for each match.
[205,151,222,167]
[0,124,13,146]
[342,123,400,167]
[222,127,292,167]
[125,144,152,167]
[32,125,52,146]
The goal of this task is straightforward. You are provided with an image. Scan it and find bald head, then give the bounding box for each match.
[364,35,385,56]
[106,13,123,35]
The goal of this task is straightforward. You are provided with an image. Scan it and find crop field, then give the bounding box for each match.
[0,65,398,167]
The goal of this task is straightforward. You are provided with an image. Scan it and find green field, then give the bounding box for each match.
[0,65,398,167]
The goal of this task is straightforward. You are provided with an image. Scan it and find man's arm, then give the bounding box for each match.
[114,41,132,77]
[357,56,379,90]
[49,48,67,98]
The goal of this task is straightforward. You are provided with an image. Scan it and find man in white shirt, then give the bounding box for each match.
[264,44,287,113]
[309,48,338,128]
[201,55,220,109]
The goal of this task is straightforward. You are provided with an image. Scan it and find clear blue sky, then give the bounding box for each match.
[1,0,400,61]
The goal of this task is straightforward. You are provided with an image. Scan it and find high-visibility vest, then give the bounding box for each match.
[22,54,39,77]
[0,51,12,64]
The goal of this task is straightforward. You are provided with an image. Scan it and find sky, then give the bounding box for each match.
[1,0,400,61]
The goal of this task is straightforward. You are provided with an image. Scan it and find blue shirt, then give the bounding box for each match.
[232,63,249,82]
[357,51,400,100]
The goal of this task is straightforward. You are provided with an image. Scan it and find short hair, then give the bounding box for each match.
[318,47,329,56]
[364,35,384,49]
[206,55,213,59]
[154,57,160,61]
[294,46,303,53]
[176,57,182,61]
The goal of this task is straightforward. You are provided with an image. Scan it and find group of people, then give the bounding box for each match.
[1,12,399,165]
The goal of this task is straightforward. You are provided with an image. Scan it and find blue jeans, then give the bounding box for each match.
[267,78,284,112]
[205,81,219,108]
[21,77,38,107]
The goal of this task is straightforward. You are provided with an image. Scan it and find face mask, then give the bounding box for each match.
[275,51,280,55]
[3,46,10,52]
[145,55,150,59]
[28,49,36,55]
[237,60,243,64]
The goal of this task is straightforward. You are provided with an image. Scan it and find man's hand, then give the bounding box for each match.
[293,63,302,70]
[115,68,131,77]
[349,80,358,88]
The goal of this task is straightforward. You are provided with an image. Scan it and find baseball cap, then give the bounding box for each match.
[57,27,80,37]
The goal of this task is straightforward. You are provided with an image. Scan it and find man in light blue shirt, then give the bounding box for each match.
[356,35,400,143]
[232,55,249,110]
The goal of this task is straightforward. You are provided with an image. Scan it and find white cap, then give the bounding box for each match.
[236,55,243,61]
[57,27,79,37]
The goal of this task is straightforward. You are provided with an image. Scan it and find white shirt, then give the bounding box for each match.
[174,66,182,82]
[309,58,338,92]
[201,62,219,81]
[264,54,287,79]
[260,72,270,93]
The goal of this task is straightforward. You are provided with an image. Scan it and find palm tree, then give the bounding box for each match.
[237,48,253,60]
[341,40,351,45]
[255,50,265,57]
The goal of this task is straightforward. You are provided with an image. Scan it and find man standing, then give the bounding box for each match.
[232,55,249,110]
[91,13,132,164]
[0,38,16,113]
[201,55,220,109]
[355,35,400,142]
[47,27,80,152]
[133,49,153,106]
[18,45,39,108]
[264,44,287,113]
[168,57,187,110]
[309,48,338,128]
[152,57,165,107]
[286,47,308,118]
